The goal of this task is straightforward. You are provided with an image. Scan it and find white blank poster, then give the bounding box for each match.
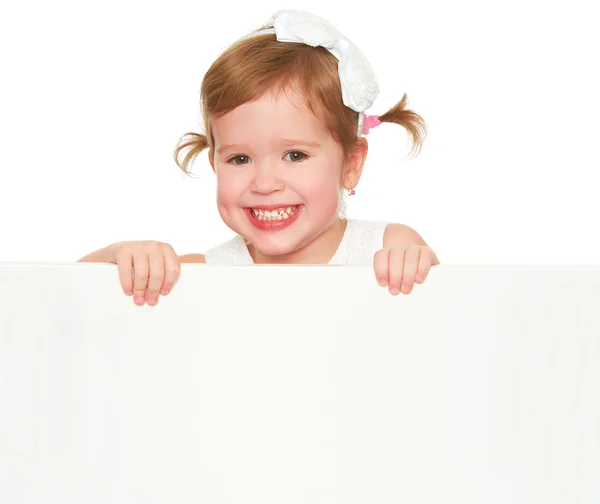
[1,264,599,503]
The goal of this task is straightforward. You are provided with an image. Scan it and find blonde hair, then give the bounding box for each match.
[175,27,426,175]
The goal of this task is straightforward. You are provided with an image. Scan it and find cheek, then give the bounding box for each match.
[297,165,342,209]
[215,169,244,207]
[315,159,343,192]
[310,179,340,202]
[215,172,245,224]
[216,181,232,207]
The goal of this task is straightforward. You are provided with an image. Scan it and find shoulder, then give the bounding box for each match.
[179,253,206,263]
[204,234,254,265]
[383,223,428,248]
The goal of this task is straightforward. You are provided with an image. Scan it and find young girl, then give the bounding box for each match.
[79,10,440,306]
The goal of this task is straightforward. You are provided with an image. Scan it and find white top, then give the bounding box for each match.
[204,219,389,265]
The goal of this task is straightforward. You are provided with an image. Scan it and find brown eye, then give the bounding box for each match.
[229,155,251,165]
[284,151,308,162]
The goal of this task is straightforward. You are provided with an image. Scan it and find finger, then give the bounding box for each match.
[400,247,420,294]
[388,248,405,295]
[373,249,390,287]
[415,248,436,283]
[132,253,149,305]
[116,251,134,295]
[161,246,181,295]
[145,251,165,306]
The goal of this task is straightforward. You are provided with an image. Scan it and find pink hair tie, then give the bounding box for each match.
[362,114,382,135]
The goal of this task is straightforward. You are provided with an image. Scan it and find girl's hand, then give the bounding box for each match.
[373,245,439,295]
[108,241,181,306]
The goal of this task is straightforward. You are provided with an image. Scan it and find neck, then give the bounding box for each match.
[248,218,347,264]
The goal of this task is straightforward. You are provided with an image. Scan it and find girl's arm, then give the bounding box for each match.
[179,254,206,263]
[383,223,431,250]
[77,244,119,263]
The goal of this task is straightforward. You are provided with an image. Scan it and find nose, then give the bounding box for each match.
[249,161,284,194]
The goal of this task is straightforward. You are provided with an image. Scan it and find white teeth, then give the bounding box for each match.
[250,206,299,220]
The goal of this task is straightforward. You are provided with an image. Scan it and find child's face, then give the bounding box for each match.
[210,87,358,259]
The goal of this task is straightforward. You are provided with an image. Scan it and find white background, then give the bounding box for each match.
[0,0,598,264]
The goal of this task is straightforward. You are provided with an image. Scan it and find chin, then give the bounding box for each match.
[250,236,302,257]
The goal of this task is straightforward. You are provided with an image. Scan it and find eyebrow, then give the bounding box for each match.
[278,138,322,148]
[217,144,249,156]
[217,138,322,156]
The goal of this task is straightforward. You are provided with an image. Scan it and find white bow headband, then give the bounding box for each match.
[244,10,380,137]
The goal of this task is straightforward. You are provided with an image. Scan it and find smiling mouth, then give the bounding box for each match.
[249,206,299,221]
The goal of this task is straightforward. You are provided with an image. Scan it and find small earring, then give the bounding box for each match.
[348,188,356,196]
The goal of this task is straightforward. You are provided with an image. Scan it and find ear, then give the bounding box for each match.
[342,138,368,190]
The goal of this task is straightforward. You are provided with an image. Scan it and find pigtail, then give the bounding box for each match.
[174,132,210,175]
[378,93,427,156]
